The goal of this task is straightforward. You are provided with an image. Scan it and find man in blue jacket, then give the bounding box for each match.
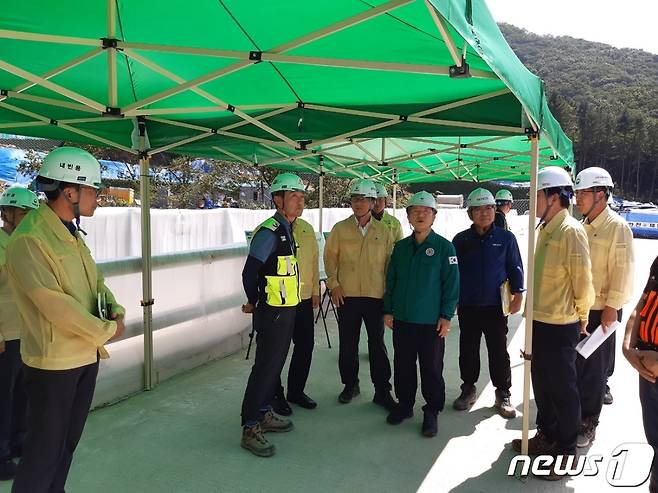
[383,191,459,437]
[452,188,524,419]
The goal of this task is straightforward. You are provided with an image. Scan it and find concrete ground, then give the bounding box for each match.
[0,239,655,493]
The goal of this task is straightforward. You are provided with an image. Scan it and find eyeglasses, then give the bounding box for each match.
[81,186,103,197]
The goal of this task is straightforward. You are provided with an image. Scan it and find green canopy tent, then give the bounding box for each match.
[0,0,574,457]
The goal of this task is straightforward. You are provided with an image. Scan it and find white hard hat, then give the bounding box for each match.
[38,147,103,189]
[0,186,39,210]
[374,182,388,198]
[349,179,377,199]
[574,167,614,191]
[406,191,437,210]
[495,189,514,203]
[536,167,573,192]
[466,188,496,208]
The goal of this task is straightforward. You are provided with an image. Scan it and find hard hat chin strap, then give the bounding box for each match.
[63,186,87,236]
[536,190,551,230]
[581,190,607,223]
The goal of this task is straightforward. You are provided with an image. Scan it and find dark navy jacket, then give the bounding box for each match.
[452,224,524,307]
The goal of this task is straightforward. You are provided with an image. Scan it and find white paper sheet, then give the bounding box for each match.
[576,321,621,359]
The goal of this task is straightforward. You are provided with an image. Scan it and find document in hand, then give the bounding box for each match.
[575,321,621,359]
[500,280,513,316]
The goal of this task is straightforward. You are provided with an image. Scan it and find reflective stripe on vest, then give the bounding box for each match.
[640,290,658,345]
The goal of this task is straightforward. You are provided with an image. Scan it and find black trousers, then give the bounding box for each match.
[337,297,391,392]
[457,305,512,398]
[532,321,581,455]
[275,298,315,397]
[241,304,296,425]
[12,360,99,493]
[576,309,622,422]
[392,320,445,414]
[0,340,26,460]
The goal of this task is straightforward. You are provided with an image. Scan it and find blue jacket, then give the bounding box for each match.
[452,224,524,307]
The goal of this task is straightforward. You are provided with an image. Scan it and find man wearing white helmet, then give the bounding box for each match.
[6,147,125,493]
[324,178,395,410]
[494,189,514,231]
[574,166,634,447]
[383,191,459,437]
[0,187,38,481]
[511,166,594,481]
[452,188,524,419]
[373,182,403,241]
[240,172,305,457]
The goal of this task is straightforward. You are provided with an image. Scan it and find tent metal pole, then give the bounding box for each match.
[392,169,398,213]
[138,128,155,391]
[521,133,540,456]
[319,159,324,235]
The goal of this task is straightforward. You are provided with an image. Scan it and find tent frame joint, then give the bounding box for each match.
[0,89,7,97]
[103,106,123,117]
[101,37,120,50]
[140,299,155,307]
[248,51,262,62]
[525,128,539,139]
[520,349,532,361]
[138,150,149,160]
[49,118,58,126]
[297,101,305,108]
[399,115,408,121]
[449,59,470,78]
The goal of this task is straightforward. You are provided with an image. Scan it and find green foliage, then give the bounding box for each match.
[500,24,658,202]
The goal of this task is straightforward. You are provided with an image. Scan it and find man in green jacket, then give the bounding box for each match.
[383,191,459,437]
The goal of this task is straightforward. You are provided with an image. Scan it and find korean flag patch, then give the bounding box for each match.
[448,256,458,265]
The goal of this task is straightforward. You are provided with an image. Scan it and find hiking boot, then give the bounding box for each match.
[386,406,413,425]
[603,385,613,405]
[259,410,293,433]
[494,396,517,419]
[272,392,292,416]
[421,410,438,437]
[577,419,598,448]
[338,384,360,404]
[0,458,16,481]
[453,386,477,411]
[373,390,397,412]
[287,392,317,410]
[511,431,556,456]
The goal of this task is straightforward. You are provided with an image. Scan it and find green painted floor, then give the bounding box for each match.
[1,239,654,493]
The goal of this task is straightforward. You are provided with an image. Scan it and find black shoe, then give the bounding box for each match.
[373,390,397,412]
[422,411,438,437]
[386,406,413,425]
[453,386,477,411]
[603,386,613,405]
[338,384,360,404]
[287,392,317,410]
[0,458,16,481]
[272,396,292,416]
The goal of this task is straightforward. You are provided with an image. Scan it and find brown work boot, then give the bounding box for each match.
[259,410,294,433]
[511,431,556,455]
[241,424,275,457]
[577,417,598,448]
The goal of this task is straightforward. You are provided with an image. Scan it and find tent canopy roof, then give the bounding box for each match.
[0,0,573,179]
